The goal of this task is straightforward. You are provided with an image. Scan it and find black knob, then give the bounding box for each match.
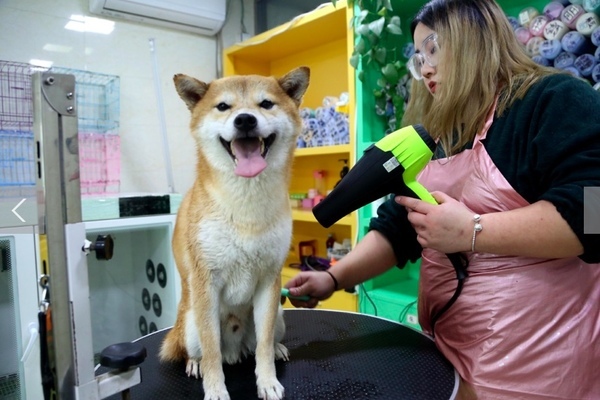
[91,234,114,260]
[100,342,147,371]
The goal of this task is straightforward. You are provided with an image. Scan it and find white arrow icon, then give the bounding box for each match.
[12,198,26,222]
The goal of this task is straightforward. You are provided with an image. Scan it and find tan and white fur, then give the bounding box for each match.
[159,67,310,400]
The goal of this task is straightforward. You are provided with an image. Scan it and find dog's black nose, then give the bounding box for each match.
[234,113,257,133]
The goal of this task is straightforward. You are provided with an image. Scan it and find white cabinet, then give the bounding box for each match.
[84,215,179,357]
[0,226,43,400]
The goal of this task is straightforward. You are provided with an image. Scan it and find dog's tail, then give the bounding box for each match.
[159,329,188,362]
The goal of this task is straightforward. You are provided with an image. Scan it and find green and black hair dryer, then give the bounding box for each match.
[312,124,467,335]
[312,124,437,228]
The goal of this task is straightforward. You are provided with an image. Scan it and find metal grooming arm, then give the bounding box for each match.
[32,72,145,400]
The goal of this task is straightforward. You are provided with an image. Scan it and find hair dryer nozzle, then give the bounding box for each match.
[312,124,436,228]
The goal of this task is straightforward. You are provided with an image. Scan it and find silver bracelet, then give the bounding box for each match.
[471,214,483,252]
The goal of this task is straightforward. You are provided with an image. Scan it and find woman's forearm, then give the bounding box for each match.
[329,230,399,290]
[473,200,583,258]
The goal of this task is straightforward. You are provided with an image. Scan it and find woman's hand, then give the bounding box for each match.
[283,271,336,308]
[396,191,473,253]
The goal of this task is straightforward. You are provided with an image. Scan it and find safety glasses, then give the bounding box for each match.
[407,33,440,80]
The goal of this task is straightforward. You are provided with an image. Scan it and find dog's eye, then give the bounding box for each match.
[216,102,230,111]
[259,100,274,110]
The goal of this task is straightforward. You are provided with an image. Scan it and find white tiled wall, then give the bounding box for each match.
[0,0,254,196]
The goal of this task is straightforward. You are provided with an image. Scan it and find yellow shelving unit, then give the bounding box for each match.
[224,1,357,311]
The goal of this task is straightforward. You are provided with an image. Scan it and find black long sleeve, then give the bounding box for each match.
[368,198,422,268]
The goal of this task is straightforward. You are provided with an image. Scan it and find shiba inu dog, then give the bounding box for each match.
[159,67,310,400]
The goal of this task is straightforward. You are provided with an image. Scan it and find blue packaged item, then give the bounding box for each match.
[591,26,600,46]
[553,51,577,68]
[574,53,598,76]
[563,66,582,77]
[561,30,592,54]
[507,16,521,30]
[532,55,552,65]
[592,63,600,82]
[539,39,563,59]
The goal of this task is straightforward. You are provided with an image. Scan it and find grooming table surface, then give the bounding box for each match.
[99,309,458,399]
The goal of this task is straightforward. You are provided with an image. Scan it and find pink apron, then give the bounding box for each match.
[417,109,600,399]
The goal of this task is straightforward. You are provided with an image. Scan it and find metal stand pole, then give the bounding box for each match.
[33,71,85,400]
[32,72,143,400]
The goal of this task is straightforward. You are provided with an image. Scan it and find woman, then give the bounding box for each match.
[284,0,600,398]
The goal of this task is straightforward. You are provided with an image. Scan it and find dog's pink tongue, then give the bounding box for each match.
[232,139,267,178]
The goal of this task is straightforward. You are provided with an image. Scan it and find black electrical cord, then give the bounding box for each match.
[398,299,417,324]
[359,283,378,316]
[430,252,469,337]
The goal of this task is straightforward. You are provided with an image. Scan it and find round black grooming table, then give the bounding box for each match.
[99,309,458,399]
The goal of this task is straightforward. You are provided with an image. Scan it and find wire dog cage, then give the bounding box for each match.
[0,61,36,198]
[0,60,121,198]
[51,67,121,196]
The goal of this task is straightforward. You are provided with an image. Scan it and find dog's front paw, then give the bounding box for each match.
[204,386,231,400]
[274,343,289,361]
[257,377,285,400]
[185,358,201,379]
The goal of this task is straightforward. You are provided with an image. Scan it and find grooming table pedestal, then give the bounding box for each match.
[97,309,459,400]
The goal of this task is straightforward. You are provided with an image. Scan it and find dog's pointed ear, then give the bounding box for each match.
[173,74,209,112]
[278,67,310,106]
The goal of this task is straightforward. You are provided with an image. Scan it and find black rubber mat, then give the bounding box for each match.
[97,309,457,399]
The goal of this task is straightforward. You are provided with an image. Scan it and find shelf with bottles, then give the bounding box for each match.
[223,0,356,221]
[289,220,352,260]
[297,93,351,149]
[281,226,357,312]
[289,153,351,218]
[223,1,354,115]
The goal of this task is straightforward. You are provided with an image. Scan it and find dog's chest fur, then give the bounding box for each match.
[196,219,291,306]
[191,183,292,306]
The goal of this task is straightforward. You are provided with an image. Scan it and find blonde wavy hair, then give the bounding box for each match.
[401,0,560,156]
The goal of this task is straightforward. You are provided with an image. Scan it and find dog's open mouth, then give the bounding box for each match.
[220,133,276,178]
